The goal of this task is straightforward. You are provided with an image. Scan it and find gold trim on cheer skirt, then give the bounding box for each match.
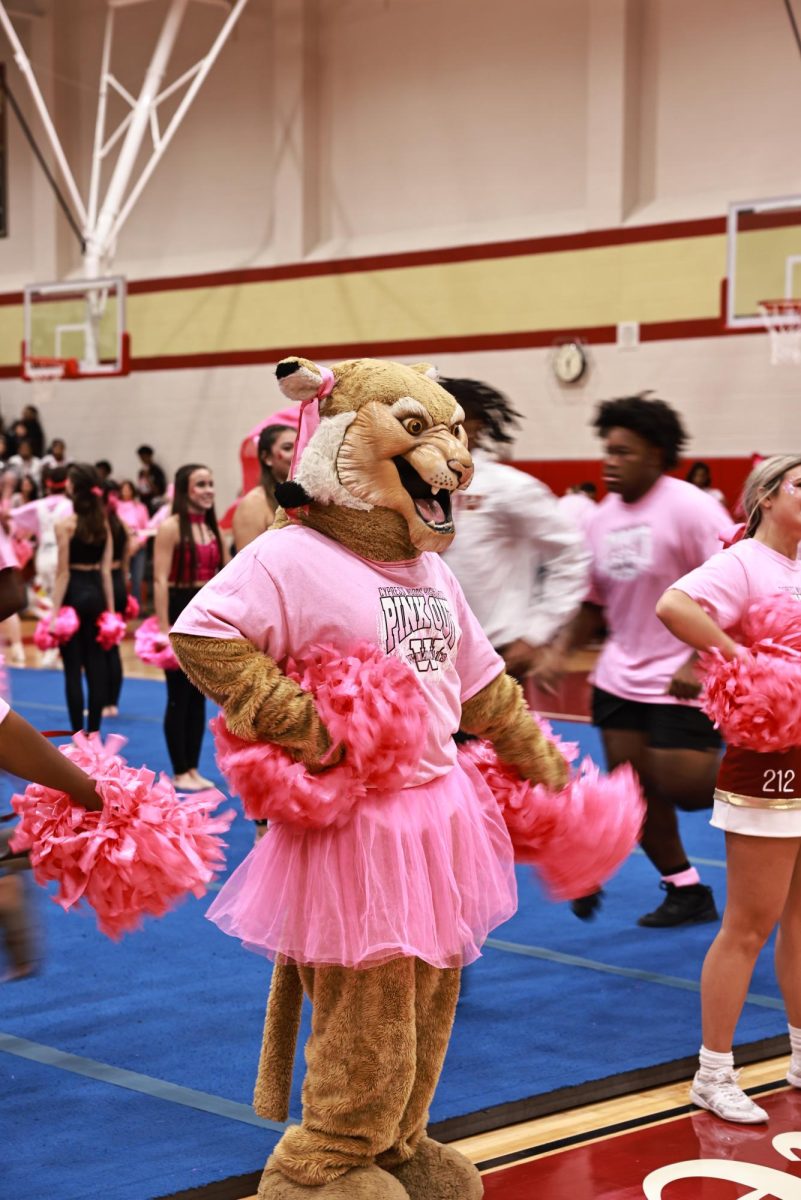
[715,788,801,812]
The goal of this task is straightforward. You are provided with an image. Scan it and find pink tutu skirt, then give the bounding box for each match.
[206,757,517,969]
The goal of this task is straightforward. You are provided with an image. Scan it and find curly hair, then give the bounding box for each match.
[592,393,687,471]
[437,377,522,448]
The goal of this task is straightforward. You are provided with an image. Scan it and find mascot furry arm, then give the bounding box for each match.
[170,634,341,770]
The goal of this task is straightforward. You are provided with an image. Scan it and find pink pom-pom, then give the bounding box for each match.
[459,740,644,901]
[34,606,79,650]
[124,593,140,620]
[55,606,79,641]
[741,593,801,652]
[532,712,580,766]
[212,642,428,829]
[701,646,801,752]
[700,594,801,752]
[134,615,179,670]
[96,610,126,650]
[33,619,57,651]
[9,731,234,939]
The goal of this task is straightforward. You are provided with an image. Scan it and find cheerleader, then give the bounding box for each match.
[153,465,227,791]
[231,423,296,550]
[51,465,114,733]
[657,454,801,1123]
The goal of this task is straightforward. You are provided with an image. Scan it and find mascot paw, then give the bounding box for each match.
[258,1162,410,1198]
[385,1137,483,1199]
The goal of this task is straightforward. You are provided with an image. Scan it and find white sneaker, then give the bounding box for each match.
[690,1068,768,1123]
[787,1059,801,1088]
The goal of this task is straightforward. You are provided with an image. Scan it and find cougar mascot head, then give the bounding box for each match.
[170,356,568,1200]
[273,356,473,558]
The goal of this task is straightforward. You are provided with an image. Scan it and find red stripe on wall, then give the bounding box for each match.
[125,216,728,294]
[515,457,751,511]
[125,314,756,373]
[0,313,759,381]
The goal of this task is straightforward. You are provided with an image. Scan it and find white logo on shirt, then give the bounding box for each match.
[601,524,654,581]
[378,586,457,674]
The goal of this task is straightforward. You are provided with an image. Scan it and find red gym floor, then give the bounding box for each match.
[481,1086,801,1199]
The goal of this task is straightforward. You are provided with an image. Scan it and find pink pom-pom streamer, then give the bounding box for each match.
[9,731,234,939]
[458,739,644,901]
[212,642,428,829]
[741,593,801,652]
[96,610,126,650]
[701,647,801,752]
[532,712,580,767]
[700,594,801,752]
[135,615,179,670]
[124,593,140,620]
[33,605,79,650]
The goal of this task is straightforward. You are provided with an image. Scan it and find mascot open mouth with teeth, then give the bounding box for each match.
[170,356,572,1199]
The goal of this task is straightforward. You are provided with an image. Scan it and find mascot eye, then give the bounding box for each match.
[403,417,425,436]
[453,423,464,438]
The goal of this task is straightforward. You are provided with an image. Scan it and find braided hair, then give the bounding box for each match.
[437,377,522,448]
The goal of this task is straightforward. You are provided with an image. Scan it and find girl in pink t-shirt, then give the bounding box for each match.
[657,454,801,1125]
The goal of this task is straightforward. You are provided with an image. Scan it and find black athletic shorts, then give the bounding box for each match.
[591,686,722,752]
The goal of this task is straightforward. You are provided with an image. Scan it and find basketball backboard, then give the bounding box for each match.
[726,195,801,330]
[22,276,129,381]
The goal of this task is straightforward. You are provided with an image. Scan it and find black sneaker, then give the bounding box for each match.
[637,881,718,928]
[571,890,604,920]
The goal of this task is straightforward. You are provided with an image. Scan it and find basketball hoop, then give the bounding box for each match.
[21,354,80,382]
[758,299,801,365]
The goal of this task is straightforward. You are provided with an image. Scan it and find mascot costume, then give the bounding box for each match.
[170,357,628,1200]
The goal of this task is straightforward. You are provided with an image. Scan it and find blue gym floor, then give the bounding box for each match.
[0,669,785,1200]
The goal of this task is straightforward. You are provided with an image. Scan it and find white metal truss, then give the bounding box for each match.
[0,0,250,278]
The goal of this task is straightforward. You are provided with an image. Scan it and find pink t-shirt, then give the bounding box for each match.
[11,494,72,538]
[172,524,504,784]
[0,524,19,572]
[115,499,150,532]
[586,475,732,703]
[671,538,801,634]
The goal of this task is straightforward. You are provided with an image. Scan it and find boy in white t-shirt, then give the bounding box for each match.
[555,396,732,927]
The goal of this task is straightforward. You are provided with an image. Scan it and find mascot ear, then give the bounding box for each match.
[408,362,438,381]
[276,357,335,402]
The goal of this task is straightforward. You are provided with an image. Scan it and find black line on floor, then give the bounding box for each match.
[428,1033,791,1142]
[473,1077,788,1171]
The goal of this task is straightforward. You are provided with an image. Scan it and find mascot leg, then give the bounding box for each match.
[378,963,483,1200]
[258,958,418,1198]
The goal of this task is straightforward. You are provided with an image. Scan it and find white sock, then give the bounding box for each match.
[788,1024,801,1061]
[698,1045,734,1077]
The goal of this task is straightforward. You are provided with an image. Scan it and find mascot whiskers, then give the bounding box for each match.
[171,357,587,1199]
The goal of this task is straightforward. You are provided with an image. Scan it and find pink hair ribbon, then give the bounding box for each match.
[91,486,104,497]
[289,366,335,480]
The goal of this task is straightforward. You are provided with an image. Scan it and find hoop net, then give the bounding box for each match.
[758,300,801,365]
[21,355,80,382]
